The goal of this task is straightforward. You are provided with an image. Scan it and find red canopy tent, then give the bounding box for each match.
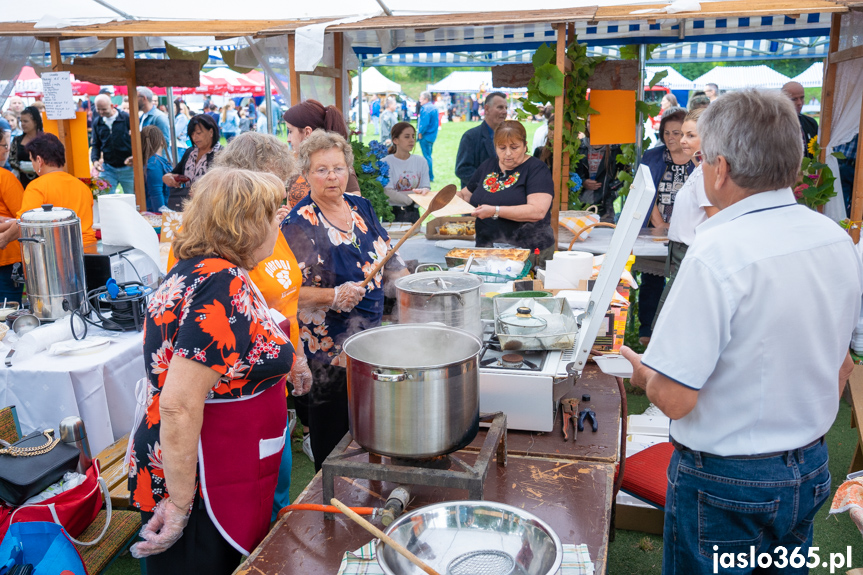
[71,80,101,96]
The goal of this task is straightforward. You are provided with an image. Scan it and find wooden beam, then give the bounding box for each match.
[298,66,342,79]
[588,60,639,90]
[48,38,74,173]
[831,44,863,65]
[287,34,300,107]
[68,58,200,87]
[124,38,146,212]
[819,14,842,226]
[334,33,344,113]
[552,23,567,247]
[594,0,843,20]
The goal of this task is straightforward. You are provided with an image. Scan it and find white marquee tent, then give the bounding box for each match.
[350,67,401,96]
[792,62,824,87]
[427,71,525,94]
[691,64,793,91]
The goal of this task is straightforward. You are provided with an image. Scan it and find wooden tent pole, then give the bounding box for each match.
[287,34,300,107]
[851,103,863,244]
[818,14,842,169]
[47,38,74,172]
[124,37,146,211]
[334,32,344,113]
[551,23,567,248]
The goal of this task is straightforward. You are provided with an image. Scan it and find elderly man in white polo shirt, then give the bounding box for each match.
[622,90,863,575]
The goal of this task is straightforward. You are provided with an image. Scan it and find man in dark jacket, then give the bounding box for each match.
[782,81,818,158]
[91,94,133,194]
[455,92,508,188]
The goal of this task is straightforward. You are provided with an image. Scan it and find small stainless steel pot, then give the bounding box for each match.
[395,271,483,339]
[342,324,482,459]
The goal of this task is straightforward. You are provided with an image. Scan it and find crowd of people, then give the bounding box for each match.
[0,75,858,575]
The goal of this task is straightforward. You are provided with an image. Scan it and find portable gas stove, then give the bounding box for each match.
[478,320,577,432]
[321,412,507,521]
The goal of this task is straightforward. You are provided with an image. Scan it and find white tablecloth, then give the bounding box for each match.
[0,329,145,454]
[562,227,669,257]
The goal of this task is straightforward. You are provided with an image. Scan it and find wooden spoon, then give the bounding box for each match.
[330,498,441,575]
[360,184,458,288]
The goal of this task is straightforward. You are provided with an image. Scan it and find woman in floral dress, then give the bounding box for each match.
[282,130,409,471]
[128,168,293,574]
[456,120,555,267]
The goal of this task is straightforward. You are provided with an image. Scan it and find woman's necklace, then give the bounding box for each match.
[319,198,353,231]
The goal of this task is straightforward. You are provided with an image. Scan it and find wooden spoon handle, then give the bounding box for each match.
[359,216,424,288]
[330,498,441,575]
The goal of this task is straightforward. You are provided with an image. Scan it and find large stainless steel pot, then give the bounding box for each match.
[18,204,87,321]
[342,324,482,459]
[395,271,483,339]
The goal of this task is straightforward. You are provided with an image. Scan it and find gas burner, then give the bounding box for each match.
[501,353,524,369]
[321,413,507,520]
[389,455,452,470]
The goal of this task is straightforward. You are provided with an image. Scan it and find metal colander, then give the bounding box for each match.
[446,550,516,575]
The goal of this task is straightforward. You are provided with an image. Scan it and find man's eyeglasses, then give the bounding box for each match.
[693,151,703,163]
[311,166,348,178]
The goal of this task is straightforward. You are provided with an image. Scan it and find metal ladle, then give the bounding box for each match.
[5,314,41,367]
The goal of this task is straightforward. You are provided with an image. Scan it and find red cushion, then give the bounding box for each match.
[620,442,674,508]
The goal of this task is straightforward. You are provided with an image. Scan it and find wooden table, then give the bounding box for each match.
[236,366,621,575]
[467,365,622,463]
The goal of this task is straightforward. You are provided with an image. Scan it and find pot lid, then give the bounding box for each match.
[20,204,77,224]
[500,307,547,330]
[396,271,482,294]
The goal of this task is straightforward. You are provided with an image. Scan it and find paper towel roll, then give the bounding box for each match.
[545,251,593,289]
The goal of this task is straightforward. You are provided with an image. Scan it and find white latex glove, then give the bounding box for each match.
[289,346,313,396]
[130,497,191,558]
[331,282,365,313]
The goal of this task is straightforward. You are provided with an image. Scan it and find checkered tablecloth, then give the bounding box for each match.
[336,541,594,575]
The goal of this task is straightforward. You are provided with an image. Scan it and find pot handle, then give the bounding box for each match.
[426,291,465,306]
[372,369,408,382]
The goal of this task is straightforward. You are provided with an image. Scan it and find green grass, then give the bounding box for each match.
[361,119,543,191]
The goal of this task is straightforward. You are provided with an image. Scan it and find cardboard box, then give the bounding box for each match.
[615,501,665,535]
[425,216,476,241]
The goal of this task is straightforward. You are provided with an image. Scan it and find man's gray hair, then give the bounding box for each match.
[419,91,431,102]
[699,90,802,192]
[297,129,355,175]
[137,86,154,100]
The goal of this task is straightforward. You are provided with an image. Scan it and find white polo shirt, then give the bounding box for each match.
[667,165,712,246]
[643,188,863,456]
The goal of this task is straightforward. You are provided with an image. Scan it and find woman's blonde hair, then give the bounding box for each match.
[220,100,235,124]
[297,129,354,175]
[213,132,297,183]
[173,167,283,269]
[493,120,528,148]
[685,107,705,124]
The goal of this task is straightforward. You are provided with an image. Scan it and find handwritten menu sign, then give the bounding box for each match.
[41,72,77,120]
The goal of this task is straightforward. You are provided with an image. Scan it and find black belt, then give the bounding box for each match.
[670,435,825,460]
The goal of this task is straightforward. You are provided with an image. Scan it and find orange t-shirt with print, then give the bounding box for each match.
[167,233,301,349]
[18,171,96,245]
[0,168,24,267]
[249,234,302,349]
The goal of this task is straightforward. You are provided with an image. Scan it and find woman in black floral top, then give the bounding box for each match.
[128,167,293,574]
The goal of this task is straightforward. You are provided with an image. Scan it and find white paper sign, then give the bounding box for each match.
[41,72,77,120]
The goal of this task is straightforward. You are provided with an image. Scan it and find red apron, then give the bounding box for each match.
[198,381,287,556]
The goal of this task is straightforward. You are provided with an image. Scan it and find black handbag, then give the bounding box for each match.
[0,430,80,506]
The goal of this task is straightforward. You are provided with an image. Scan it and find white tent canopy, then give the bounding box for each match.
[645,66,694,91]
[427,71,524,93]
[691,65,792,90]
[792,62,824,87]
[350,67,401,97]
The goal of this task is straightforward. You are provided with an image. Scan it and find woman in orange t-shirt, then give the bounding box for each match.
[11,133,95,244]
[0,128,25,303]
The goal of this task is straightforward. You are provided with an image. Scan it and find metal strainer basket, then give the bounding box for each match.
[447,549,516,575]
[376,501,562,575]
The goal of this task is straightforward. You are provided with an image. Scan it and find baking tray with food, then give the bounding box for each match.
[425,216,476,240]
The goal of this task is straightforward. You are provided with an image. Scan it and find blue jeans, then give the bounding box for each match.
[663,439,831,575]
[271,427,292,521]
[101,164,135,195]
[419,138,435,182]
[0,264,23,306]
